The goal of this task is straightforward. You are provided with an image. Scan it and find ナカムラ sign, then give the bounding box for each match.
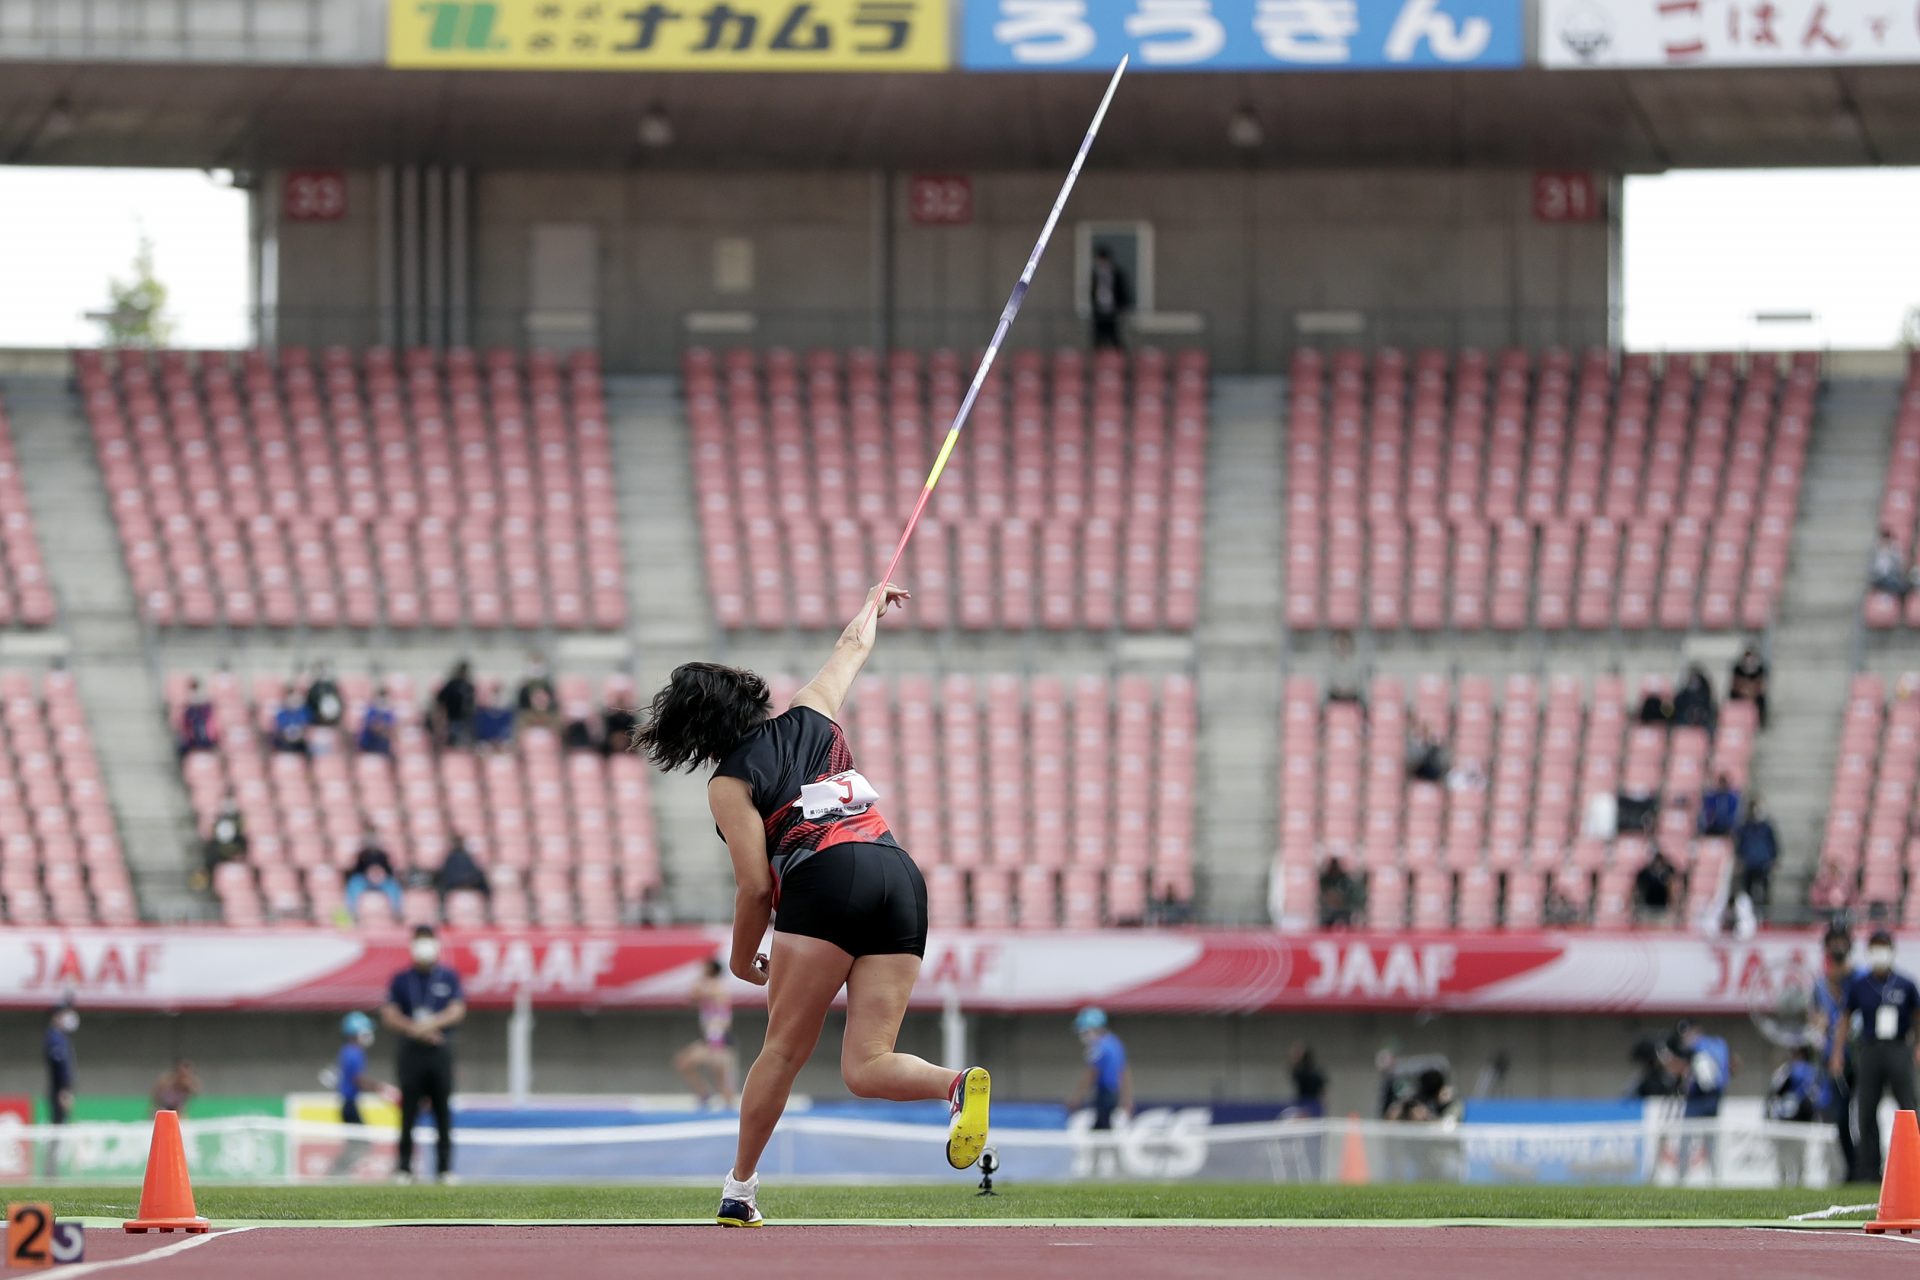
[389,0,950,71]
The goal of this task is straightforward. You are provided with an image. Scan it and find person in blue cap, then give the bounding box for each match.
[329,1011,388,1177]
[1067,1007,1132,1132]
[335,1012,384,1127]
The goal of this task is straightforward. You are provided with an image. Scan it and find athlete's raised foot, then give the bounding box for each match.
[946,1066,992,1170]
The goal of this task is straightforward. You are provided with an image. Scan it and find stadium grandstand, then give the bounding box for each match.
[3,1,1920,1269]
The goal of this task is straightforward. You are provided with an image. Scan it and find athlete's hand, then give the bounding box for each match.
[868,582,911,618]
[734,953,770,986]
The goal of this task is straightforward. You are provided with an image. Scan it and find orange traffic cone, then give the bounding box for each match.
[123,1110,210,1234]
[1338,1112,1370,1185]
[1866,1108,1920,1235]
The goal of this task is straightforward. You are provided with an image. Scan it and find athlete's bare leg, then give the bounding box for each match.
[731,932,852,1181]
[839,952,957,1102]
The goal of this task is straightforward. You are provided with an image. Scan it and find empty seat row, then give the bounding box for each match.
[1285,347,1816,632]
[0,399,56,627]
[0,670,135,926]
[79,346,628,632]
[1810,672,1920,922]
[1865,355,1920,629]
[689,346,1207,632]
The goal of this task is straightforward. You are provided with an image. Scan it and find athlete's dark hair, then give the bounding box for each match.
[636,662,771,772]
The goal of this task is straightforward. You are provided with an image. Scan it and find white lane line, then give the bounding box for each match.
[57,1226,258,1277]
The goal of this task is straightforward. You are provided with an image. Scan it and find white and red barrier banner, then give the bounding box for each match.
[0,926,1889,1014]
[1542,0,1920,68]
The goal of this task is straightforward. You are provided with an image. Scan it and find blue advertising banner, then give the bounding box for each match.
[961,0,1526,71]
[1459,1099,1648,1185]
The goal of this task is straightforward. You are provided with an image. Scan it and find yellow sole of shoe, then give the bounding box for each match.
[715,1217,764,1227]
[946,1067,992,1169]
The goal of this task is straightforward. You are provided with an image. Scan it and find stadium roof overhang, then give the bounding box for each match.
[2,65,1917,171]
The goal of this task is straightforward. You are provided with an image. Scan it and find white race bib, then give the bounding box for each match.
[793,769,880,820]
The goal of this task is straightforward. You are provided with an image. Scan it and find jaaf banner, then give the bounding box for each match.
[1541,0,1920,68]
[389,0,951,71]
[0,925,1877,1014]
[961,0,1526,71]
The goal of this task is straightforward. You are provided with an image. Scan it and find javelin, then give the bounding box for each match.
[873,57,1129,596]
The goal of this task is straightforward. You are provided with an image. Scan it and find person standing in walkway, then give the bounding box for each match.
[380,924,465,1183]
[1840,929,1920,1184]
[1088,246,1132,350]
[42,1002,77,1177]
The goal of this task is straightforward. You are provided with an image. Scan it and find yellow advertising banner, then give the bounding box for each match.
[389,0,950,71]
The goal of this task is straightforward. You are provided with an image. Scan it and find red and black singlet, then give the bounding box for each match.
[711,706,898,886]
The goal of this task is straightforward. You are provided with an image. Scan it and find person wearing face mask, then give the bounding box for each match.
[379,925,466,1184]
[43,1002,78,1177]
[1840,928,1920,1183]
[1811,924,1859,1181]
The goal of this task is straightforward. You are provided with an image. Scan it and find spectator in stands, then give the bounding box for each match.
[1636,687,1674,727]
[1616,784,1658,835]
[1634,846,1678,923]
[346,820,405,920]
[357,686,397,757]
[1672,664,1716,733]
[1697,773,1740,837]
[1088,245,1132,350]
[602,679,639,755]
[1287,1045,1328,1119]
[1149,885,1191,926]
[1869,528,1916,598]
[1326,632,1365,706]
[1735,798,1779,909]
[562,701,599,753]
[1405,722,1449,784]
[1543,885,1584,927]
[270,685,311,755]
[199,793,247,891]
[433,832,491,906]
[305,660,345,728]
[516,653,559,730]
[177,677,218,757]
[432,660,478,749]
[474,681,516,753]
[150,1058,199,1117]
[1318,856,1359,928]
[1728,643,1769,728]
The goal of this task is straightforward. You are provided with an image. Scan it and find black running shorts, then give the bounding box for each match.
[774,842,929,959]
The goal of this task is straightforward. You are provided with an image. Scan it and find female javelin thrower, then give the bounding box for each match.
[637,582,991,1227]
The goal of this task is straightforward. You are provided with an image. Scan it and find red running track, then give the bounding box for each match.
[82,1225,1920,1279]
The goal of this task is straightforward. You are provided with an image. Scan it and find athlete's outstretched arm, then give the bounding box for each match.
[710,775,774,986]
[790,582,909,720]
